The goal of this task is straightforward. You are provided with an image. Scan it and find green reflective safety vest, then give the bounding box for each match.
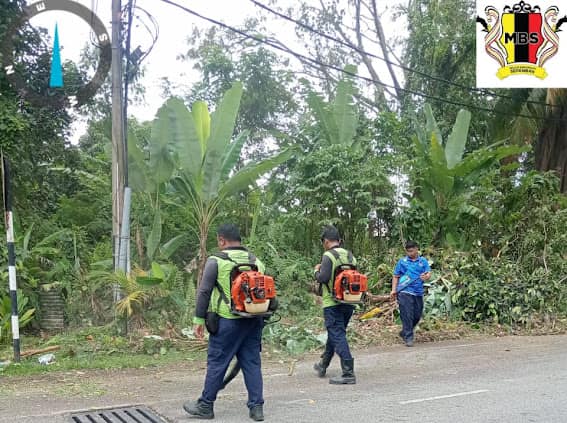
[209,249,266,319]
[321,247,357,308]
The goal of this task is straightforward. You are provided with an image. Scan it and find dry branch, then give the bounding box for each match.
[21,345,60,358]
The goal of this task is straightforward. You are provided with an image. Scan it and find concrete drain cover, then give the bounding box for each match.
[69,405,167,422]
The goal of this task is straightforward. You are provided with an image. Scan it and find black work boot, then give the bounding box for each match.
[249,404,264,421]
[183,399,214,419]
[313,352,333,378]
[329,358,356,385]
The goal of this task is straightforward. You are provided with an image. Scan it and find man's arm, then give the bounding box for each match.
[315,255,333,284]
[391,259,403,300]
[391,275,400,300]
[193,258,218,338]
[420,258,432,281]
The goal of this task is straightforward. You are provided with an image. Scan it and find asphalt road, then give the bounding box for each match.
[1,334,566,423]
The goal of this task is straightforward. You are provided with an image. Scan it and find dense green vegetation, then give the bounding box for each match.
[0,0,566,368]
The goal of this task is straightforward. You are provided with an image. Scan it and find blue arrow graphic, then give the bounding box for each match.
[49,23,63,88]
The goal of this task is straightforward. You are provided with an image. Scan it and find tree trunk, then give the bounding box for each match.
[196,224,209,287]
[135,224,145,269]
[536,90,567,193]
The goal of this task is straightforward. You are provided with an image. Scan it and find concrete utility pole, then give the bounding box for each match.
[111,0,125,279]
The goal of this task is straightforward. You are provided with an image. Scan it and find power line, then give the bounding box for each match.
[158,0,565,123]
[121,2,159,66]
[249,0,560,110]
[132,5,159,63]
[89,0,104,48]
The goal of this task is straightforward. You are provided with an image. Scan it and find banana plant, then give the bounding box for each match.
[414,104,529,246]
[138,82,294,282]
[305,65,359,147]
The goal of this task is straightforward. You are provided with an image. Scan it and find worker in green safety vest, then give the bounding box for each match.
[313,225,357,384]
[184,224,266,421]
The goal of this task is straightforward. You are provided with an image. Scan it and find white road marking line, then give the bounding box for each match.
[399,389,489,405]
[430,343,493,350]
[286,398,314,404]
[442,343,491,348]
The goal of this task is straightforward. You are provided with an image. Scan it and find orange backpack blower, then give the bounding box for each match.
[329,250,368,304]
[230,263,277,316]
[214,252,277,317]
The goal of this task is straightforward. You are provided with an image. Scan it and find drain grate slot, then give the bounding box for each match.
[69,406,167,423]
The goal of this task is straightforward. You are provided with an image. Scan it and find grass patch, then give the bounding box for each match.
[0,350,203,377]
[0,325,206,377]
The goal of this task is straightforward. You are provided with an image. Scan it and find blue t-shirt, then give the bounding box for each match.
[393,256,431,296]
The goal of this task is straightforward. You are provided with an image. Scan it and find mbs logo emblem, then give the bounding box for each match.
[477,1,566,79]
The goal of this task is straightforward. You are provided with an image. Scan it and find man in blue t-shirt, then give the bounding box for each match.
[390,241,431,347]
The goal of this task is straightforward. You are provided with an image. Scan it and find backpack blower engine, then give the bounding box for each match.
[230,264,277,317]
[332,263,368,304]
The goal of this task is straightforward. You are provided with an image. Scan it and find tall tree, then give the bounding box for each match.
[170,21,298,161]
[489,88,567,192]
[290,0,401,111]
[535,89,567,192]
[270,70,396,251]
[400,0,499,149]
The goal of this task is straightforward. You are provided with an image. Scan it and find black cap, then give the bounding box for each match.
[320,225,340,242]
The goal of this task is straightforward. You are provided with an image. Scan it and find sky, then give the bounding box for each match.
[24,0,404,142]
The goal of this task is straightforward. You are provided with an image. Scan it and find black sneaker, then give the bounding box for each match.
[249,404,264,421]
[183,400,214,419]
[405,339,414,347]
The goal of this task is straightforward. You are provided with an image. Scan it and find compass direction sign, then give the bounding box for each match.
[1,0,112,108]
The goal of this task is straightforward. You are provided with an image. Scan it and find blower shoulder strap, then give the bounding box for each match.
[212,251,233,262]
[210,253,232,306]
[213,251,256,265]
[214,280,230,306]
[328,249,340,260]
[328,248,354,264]
[248,252,256,264]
